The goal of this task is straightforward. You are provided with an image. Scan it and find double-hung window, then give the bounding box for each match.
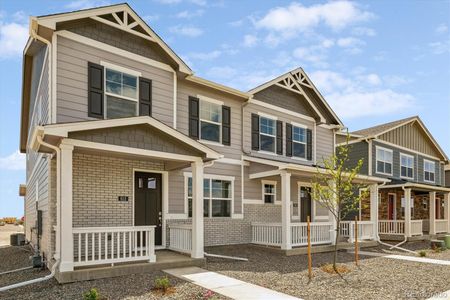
[400,153,414,179]
[292,125,307,159]
[104,66,138,119]
[260,116,276,153]
[424,160,435,182]
[200,100,222,143]
[376,147,393,175]
[187,177,232,217]
[262,181,276,204]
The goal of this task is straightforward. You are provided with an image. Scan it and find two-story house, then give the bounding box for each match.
[338,116,450,240]
[20,4,385,282]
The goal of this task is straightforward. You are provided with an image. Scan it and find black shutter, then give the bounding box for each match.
[139,78,152,116]
[286,123,292,157]
[251,114,259,150]
[88,62,104,118]
[276,120,283,155]
[307,128,313,160]
[189,96,199,139]
[222,106,231,146]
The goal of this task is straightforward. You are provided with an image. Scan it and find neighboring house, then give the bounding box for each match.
[20,4,385,282]
[338,116,450,239]
[445,164,450,187]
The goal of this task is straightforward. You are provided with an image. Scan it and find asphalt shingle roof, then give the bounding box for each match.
[351,116,418,137]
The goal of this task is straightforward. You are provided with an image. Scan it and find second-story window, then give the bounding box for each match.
[293,126,307,159]
[424,160,435,182]
[376,147,393,175]
[260,116,276,153]
[200,100,222,143]
[400,153,414,179]
[105,68,138,119]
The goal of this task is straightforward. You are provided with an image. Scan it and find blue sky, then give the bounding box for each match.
[0,0,449,217]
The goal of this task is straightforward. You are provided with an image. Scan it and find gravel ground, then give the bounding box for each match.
[205,244,450,300]
[0,246,227,300]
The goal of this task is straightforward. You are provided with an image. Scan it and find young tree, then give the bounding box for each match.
[310,133,369,272]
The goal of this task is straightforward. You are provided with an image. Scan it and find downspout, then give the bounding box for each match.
[0,261,59,292]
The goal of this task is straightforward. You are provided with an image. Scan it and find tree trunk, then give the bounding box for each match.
[333,219,340,272]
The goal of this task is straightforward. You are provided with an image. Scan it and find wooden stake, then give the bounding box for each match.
[354,216,358,266]
[307,216,312,280]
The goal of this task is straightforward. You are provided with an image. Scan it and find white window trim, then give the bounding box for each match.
[261,180,278,204]
[259,115,277,154]
[184,172,235,218]
[292,123,307,160]
[375,146,393,176]
[199,98,222,144]
[101,61,140,119]
[423,159,436,183]
[400,153,414,179]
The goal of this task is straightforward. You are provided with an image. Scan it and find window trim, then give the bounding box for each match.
[198,98,222,144]
[423,159,436,183]
[184,173,234,218]
[375,146,393,176]
[259,115,277,154]
[291,123,307,160]
[261,180,277,204]
[400,153,414,179]
[101,61,141,119]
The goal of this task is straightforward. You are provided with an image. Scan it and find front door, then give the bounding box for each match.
[134,172,162,246]
[388,194,395,220]
[300,186,312,222]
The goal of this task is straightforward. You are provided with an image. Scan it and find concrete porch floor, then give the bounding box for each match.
[55,250,205,283]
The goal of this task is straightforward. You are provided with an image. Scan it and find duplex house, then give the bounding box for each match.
[338,117,450,239]
[20,4,384,282]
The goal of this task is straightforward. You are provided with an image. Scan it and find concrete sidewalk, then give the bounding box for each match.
[164,266,301,300]
[351,250,450,266]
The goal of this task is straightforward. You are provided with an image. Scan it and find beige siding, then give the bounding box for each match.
[176,79,243,160]
[56,36,174,126]
[378,122,442,158]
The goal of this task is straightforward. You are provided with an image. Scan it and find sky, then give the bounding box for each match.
[0,0,449,217]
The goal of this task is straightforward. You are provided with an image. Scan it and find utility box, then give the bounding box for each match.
[445,235,450,249]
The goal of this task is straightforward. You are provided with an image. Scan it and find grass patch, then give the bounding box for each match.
[320,264,351,274]
[418,250,427,257]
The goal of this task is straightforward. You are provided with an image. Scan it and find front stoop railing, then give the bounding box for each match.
[340,221,375,242]
[72,226,156,267]
[435,219,448,234]
[168,224,192,254]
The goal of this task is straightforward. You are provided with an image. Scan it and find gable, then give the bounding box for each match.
[68,124,205,157]
[378,122,443,159]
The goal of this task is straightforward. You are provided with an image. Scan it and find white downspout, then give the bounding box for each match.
[0,261,59,292]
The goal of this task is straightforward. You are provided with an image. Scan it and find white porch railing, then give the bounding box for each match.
[435,219,448,233]
[411,220,423,236]
[251,222,333,247]
[168,224,192,254]
[340,221,375,242]
[378,220,405,235]
[72,226,156,267]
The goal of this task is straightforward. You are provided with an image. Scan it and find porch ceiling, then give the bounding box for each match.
[379,182,450,193]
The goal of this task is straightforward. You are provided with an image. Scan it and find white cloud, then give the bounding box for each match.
[435,23,448,34]
[155,0,206,5]
[206,66,237,79]
[169,25,203,37]
[65,0,110,10]
[352,27,376,36]
[0,151,25,171]
[429,40,450,55]
[175,9,204,19]
[0,21,28,58]
[336,37,365,54]
[155,0,182,4]
[254,1,373,44]
[188,50,221,60]
[383,75,412,87]
[364,73,381,85]
[243,34,258,47]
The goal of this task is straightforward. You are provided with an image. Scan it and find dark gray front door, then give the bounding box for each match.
[300,186,312,222]
[134,172,162,245]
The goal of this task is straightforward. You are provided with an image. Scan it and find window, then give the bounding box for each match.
[262,181,276,204]
[292,125,307,159]
[424,160,435,182]
[400,153,414,179]
[376,147,393,175]
[200,100,221,143]
[187,177,232,217]
[260,116,276,153]
[105,67,138,119]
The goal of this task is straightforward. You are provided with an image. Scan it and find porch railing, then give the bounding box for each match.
[411,220,423,236]
[435,219,448,233]
[251,222,333,247]
[168,224,192,254]
[378,220,405,235]
[340,221,375,242]
[72,226,156,267]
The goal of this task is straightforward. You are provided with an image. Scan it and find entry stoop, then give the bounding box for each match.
[55,250,205,283]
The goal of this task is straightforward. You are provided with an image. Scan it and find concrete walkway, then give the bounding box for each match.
[352,250,450,266]
[427,289,450,300]
[164,267,301,300]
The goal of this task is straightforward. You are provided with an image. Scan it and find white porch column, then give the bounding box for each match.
[369,184,379,241]
[191,160,204,258]
[444,193,450,233]
[59,143,74,272]
[281,171,292,250]
[404,188,412,237]
[429,191,436,235]
[328,180,337,245]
